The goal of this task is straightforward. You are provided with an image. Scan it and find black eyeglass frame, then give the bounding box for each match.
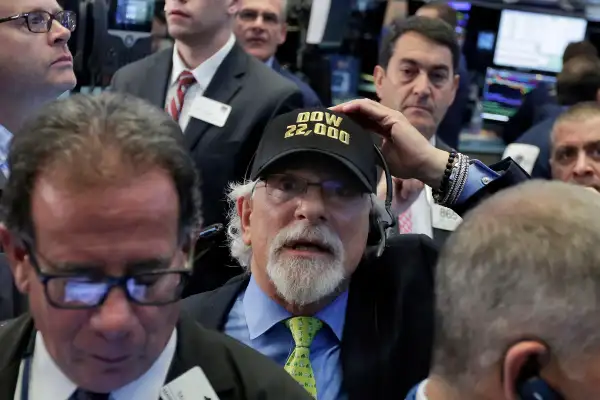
[22,240,191,309]
[0,10,77,33]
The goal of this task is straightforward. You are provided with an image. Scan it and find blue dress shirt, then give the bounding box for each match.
[224,276,349,400]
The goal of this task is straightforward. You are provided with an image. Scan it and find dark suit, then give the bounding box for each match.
[110,43,303,294]
[182,159,530,399]
[0,175,27,322]
[0,313,312,399]
[271,59,322,107]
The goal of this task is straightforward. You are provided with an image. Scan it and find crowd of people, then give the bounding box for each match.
[0,0,599,399]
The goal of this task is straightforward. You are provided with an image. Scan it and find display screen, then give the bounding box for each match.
[481,67,556,122]
[493,10,587,73]
[108,0,154,32]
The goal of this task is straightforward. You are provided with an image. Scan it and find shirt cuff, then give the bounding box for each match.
[456,160,501,204]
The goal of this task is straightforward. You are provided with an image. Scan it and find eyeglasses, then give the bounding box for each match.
[237,9,281,25]
[24,241,190,309]
[0,10,77,33]
[258,174,367,208]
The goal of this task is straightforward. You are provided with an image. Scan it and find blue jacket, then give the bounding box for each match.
[272,59,322,108]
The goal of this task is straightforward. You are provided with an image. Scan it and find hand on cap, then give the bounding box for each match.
[331,98,448,189]
[377,175,424,216]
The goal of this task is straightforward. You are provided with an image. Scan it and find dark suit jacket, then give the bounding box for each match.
[272,59,322,108]
[503,82,557,144]
[515,106,566,180]
[437,54,470,149]
[0,313,312,399]
[110,43,303,294]
[182,159,530,399]
[0,175,27,322]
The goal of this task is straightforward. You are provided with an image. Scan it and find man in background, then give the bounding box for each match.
[550,102,600,193]
[374,16,461,246]
[234,0,321,107]
[416,2,470,150]
[406,181,600,399]
[111,0,303,294]
[503,40,598,144]
[0,0,77,320]
[505,55,600,178]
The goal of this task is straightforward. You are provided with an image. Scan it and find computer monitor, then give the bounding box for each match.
[481,67,556,122]
[494,10,587,73]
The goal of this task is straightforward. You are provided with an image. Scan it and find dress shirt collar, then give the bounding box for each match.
[170,34,236,91]
[265,57,275,68]
[26,329,177,400]
[243,275,348,341]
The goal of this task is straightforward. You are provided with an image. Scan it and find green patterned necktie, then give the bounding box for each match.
[284,316,323,398]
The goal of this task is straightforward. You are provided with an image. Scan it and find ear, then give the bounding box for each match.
[278,22,288,45]
[237,196,253,246]
[502,340,549,400]
[227,0,240,15]
[373,65,387,102]
[449,73,460,104]
[0,225,31,294]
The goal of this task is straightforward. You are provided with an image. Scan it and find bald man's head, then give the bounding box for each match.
[432,180,600,398]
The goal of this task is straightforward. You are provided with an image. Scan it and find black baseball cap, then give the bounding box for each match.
[249,108,378,192]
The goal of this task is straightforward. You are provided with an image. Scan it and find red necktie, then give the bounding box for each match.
[166,70,196,122]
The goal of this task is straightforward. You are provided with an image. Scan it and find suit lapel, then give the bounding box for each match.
[184,275,249,330]
[165,316,235,397]
[0,315,35,399]
[138,48,173,108]
[341,264,381,399]
[183,44,247,152]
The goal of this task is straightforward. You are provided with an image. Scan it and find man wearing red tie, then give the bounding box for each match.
[110,0,303,294]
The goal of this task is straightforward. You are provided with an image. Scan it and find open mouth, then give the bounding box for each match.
[283,240,332,254]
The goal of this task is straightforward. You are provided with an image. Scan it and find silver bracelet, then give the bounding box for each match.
[439,153,470,206]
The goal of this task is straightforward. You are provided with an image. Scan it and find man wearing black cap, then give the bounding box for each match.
[183,98,529,399]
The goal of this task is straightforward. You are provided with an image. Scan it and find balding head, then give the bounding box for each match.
[431,181,600,398]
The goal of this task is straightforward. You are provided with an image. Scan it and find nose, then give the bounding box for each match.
[573,151,593,177]
[89,288,135,340]
[49,19,71,45]
[294,186,328,224]
[411,71,432,98]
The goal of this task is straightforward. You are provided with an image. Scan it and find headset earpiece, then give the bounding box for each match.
[516,357,564,400]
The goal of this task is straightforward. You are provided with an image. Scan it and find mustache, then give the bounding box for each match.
[270,222,344,258]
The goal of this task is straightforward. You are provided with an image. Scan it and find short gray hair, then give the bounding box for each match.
[225,180,386,268]
[432,180,600,390]
[1,92,202,242]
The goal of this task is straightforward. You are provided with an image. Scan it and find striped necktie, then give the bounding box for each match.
[284,317,323,398]
[69,389,110,400]
[166,70,196,122]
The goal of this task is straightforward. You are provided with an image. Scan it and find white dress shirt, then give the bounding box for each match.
[13,329,177,400]
[0,123,13,177]
[404,136,437,238]
[165,34,236,131]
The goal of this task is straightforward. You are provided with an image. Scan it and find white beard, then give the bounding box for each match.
[265,222,346,306]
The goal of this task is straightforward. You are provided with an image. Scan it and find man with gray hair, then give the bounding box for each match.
[0,92,313,399]
[406,180,600,400]
[184,99,531,399]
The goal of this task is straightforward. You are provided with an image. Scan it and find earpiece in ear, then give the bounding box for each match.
[517,377,563,400]
[516,357,564,400]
